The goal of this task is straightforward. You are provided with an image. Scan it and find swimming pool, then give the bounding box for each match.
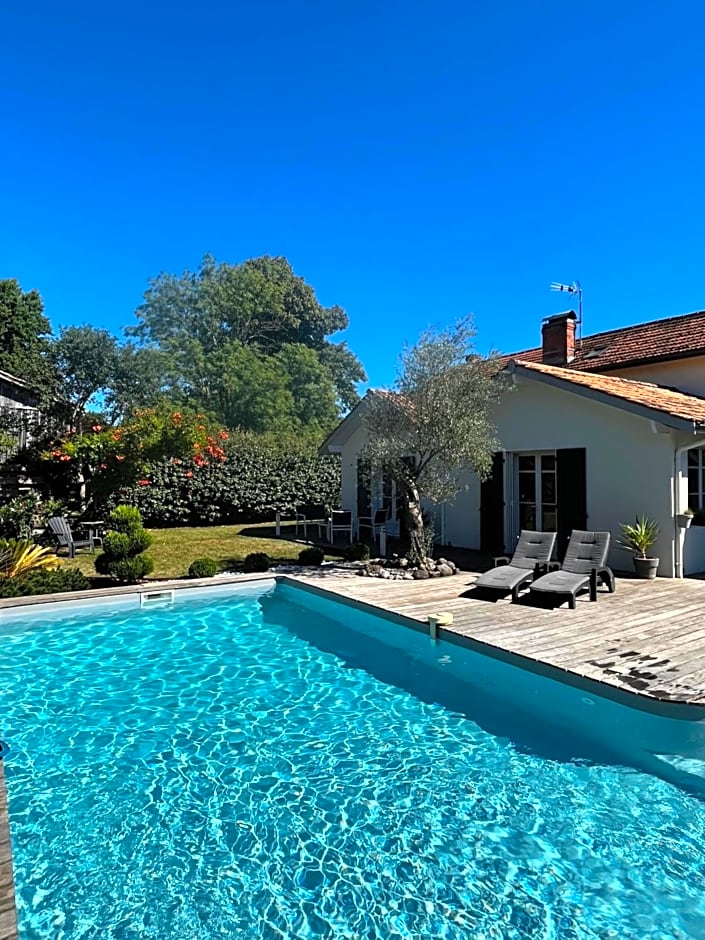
[2,579,705,939]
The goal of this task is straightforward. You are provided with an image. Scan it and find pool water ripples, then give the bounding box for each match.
[1,587,705,938]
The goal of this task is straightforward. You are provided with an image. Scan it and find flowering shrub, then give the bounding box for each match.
[43,407,228,504]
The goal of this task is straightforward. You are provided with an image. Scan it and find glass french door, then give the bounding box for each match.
[516,453,557,533]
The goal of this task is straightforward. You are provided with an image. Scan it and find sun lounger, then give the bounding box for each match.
[530,529,615,609]
[474,530,557,601]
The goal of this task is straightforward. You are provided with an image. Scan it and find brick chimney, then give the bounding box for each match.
[542,311,577,365]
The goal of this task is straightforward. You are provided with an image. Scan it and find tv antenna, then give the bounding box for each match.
[550,280,583,344]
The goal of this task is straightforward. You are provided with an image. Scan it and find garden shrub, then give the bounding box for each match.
[343,542,371,562]
[0,566,90,598]
[242,552,271,573]
[298,546,324,566]
[188,557,219,578]
[0,494,66,541]
[111,432,341,527]
[95,505,154,583]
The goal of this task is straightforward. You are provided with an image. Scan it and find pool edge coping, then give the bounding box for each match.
[281,576,705,720]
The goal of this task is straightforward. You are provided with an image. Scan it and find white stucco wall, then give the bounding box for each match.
[606,355,705,397]
[492,379,677,574]
[442,468,481,549]
[338,423,369,519]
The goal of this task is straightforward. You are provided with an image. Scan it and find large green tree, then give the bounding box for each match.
[0,279,56,397]
[50,326,120,424]
[126,254,366,429]
[362,317,504,565]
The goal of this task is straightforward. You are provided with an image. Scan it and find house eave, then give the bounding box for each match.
[507,360,705,434]
[317,395,369,456]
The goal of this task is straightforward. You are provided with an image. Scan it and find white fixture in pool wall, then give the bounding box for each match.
[427,611,454,641]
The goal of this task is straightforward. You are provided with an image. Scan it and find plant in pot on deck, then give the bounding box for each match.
[618,516,660,579]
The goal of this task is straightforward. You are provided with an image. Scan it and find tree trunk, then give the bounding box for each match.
[398,478,427,567]
[77,460,88,513]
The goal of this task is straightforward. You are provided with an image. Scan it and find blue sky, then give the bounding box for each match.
[3,1,705,390]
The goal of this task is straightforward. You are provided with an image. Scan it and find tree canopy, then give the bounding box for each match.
[126,254,366,432]
[362,316,504,563]
[0,279,55,398]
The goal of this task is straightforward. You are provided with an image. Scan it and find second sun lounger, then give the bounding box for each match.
[530,529,615,609]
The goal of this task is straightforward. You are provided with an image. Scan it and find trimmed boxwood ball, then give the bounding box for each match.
[242,552,271,573]
[188,557,219,578]
[95,504,154,584]
[343,542,370,562]
[298,546,324,566]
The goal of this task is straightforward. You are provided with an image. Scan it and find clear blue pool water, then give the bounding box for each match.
[2,581,705,939]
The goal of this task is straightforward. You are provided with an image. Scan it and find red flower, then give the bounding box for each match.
[99,463,107,470]
[185,471,193,478]
[92,425,103,432]
[218,430,229,441]
[115,454,125,462]
[59,455,71,462]
[138,479,150,486]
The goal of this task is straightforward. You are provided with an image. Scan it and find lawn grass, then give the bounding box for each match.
[66,521,339,581]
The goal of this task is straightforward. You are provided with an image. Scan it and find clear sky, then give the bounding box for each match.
[3,1,705,389]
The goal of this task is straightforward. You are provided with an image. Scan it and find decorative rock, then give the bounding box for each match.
[429,569,442,578]
[437,564,453,577]
[413,568,431,580]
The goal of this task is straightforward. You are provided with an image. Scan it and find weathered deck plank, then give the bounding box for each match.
[0,762,17,940]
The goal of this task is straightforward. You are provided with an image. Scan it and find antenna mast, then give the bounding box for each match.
[550,281,583,345]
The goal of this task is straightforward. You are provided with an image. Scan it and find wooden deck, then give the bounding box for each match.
[294,567,705,709]
[0,762,17,940]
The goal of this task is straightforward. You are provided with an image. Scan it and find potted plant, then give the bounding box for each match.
[618,516,660,579]
[677,507,695,529]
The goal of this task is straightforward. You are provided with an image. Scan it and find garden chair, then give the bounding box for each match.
[358,506,390,542]
[530,530,615,609]
[295,504,328,541]
[327,509,354,543]
[473,530,556,602]
[47,516,94,558]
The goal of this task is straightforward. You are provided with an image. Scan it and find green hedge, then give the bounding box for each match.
[112,450,341,528]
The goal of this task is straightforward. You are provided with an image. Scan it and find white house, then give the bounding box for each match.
[321,309,705,578]
[0,368,41,454]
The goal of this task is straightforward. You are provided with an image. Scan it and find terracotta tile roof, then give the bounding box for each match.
[503,309,705,372]
[510,359,705,426]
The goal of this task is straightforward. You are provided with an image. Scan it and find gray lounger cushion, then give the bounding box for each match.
[475,530,557,598]
[530,530,613,608]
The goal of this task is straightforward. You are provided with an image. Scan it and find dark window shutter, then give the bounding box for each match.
[480,452,505,554]
[556,447,587,559]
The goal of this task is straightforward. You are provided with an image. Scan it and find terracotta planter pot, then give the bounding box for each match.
[633,556,659,579]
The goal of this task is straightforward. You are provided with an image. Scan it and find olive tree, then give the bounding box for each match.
[361,317,504,565]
